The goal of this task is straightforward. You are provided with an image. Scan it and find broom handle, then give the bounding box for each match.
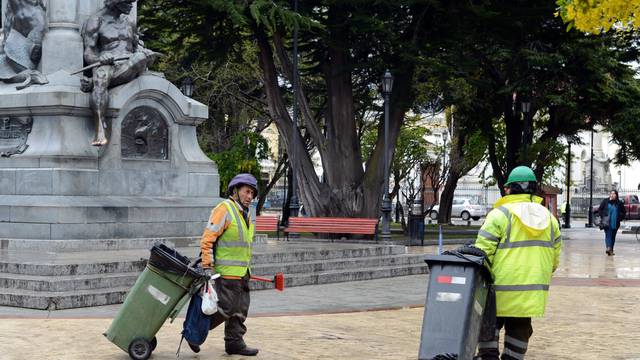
[250,275,274,283]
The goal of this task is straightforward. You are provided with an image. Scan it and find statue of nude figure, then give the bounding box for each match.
[81,0,159,146]
[0,0,48,89]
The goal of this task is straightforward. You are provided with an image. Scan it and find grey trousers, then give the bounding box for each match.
[209,274,251,351]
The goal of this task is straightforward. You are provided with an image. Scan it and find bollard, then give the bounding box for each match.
[437,225,443,255]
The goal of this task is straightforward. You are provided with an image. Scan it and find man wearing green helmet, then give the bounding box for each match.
[474,166,562,360]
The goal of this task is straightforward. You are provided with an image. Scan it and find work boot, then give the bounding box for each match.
[226,346,259,356]
[187,341,200,353]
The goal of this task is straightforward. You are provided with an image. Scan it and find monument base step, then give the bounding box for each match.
[0,242,428,309]
[0,263,428,310]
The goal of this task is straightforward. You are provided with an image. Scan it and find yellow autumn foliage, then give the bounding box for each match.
[556,0,640,34]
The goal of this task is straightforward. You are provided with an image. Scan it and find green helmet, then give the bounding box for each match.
[505,166,537,185]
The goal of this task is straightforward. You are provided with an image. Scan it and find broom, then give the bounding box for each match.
[250,272,285,291]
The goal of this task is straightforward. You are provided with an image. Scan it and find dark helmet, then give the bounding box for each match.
[227,173,258,196]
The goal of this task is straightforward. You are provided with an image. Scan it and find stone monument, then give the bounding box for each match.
[0,0,220,250]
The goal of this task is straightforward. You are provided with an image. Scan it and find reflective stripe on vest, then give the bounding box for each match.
[498,240,554,249]
[216,259,251,267]
[494,284,550,291]
[478,229,500,242]
[497,206,511,243]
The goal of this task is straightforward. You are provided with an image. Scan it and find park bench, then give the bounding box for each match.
[255,215,280,240]
[284,217,379,240]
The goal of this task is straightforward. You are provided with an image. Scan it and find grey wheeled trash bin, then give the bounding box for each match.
[418,254,491,360]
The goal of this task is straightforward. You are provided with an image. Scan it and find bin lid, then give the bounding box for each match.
[424,254,484,268]
[149,243,201,278]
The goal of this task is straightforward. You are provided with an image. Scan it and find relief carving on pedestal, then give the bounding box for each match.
[121,106,168,160]
[0,116,33,156]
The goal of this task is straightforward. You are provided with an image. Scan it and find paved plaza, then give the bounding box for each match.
[1,226,639,359]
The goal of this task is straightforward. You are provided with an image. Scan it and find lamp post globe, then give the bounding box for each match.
[180,76,194,97]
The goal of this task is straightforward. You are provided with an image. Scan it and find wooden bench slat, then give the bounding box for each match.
[255,215,279,232]
[284,216,378,236]
[288,218,377,223]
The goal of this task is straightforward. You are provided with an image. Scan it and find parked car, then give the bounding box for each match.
[427,197,486,221]
[591,194,640,220]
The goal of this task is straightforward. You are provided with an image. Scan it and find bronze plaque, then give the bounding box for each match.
[121,106,169,160]
[0,116,32,157]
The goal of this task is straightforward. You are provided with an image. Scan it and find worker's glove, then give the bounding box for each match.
[455,245,487,257]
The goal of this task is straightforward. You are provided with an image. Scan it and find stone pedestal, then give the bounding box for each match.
[0,70,220,247]
[0,0,220,248]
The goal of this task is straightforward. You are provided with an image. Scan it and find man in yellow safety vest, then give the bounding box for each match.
[188,173,258,357]
[474,166,562,360]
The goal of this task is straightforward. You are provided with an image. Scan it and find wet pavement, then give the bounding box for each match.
[1,226,639,359]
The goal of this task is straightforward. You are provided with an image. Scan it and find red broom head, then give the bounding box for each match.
[274,272,285,291]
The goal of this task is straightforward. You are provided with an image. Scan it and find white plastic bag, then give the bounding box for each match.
[201,279,218,315]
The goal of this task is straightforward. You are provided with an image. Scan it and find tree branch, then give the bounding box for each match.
[272,32,327,154]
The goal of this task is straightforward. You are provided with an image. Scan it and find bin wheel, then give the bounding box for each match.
[150,337,157,351]
[128,337,152,360]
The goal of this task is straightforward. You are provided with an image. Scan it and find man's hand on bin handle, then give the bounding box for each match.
[443,244,486,256]
[203,268,220,281]
[204,268,213,279]
[455,245,487,257]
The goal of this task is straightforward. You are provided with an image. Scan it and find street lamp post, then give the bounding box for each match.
[564,142,571,228]
[618,170,622,190]
[289,0,300,219]
[381,70,394,240]
[521,101,531,156]
[586,126,594,228]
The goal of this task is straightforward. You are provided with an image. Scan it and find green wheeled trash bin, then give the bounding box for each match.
[104,244,203,360]
[418,252,491,360]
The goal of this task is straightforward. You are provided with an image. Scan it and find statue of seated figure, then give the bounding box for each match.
[80,0,160,146]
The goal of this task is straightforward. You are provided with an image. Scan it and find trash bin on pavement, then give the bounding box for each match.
[418,253,491,360]
[408,200,425,245]
[104,244,203,360]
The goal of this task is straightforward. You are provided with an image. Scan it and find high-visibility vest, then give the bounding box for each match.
[475,194,562,318]
[214,199,255,277]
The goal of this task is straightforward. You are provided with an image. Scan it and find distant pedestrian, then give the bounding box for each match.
[597,190,626,256]
[560,201,568,226]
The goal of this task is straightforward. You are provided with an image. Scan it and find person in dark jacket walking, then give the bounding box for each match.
[598,190,626,256]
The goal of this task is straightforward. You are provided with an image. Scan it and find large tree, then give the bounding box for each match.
[433,1,640,191]
[139,0,445,218]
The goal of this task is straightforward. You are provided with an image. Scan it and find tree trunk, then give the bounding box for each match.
[256,155,287,215]
[250,6,417,219]
[437,111,484,223]
[438,173,459,224]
